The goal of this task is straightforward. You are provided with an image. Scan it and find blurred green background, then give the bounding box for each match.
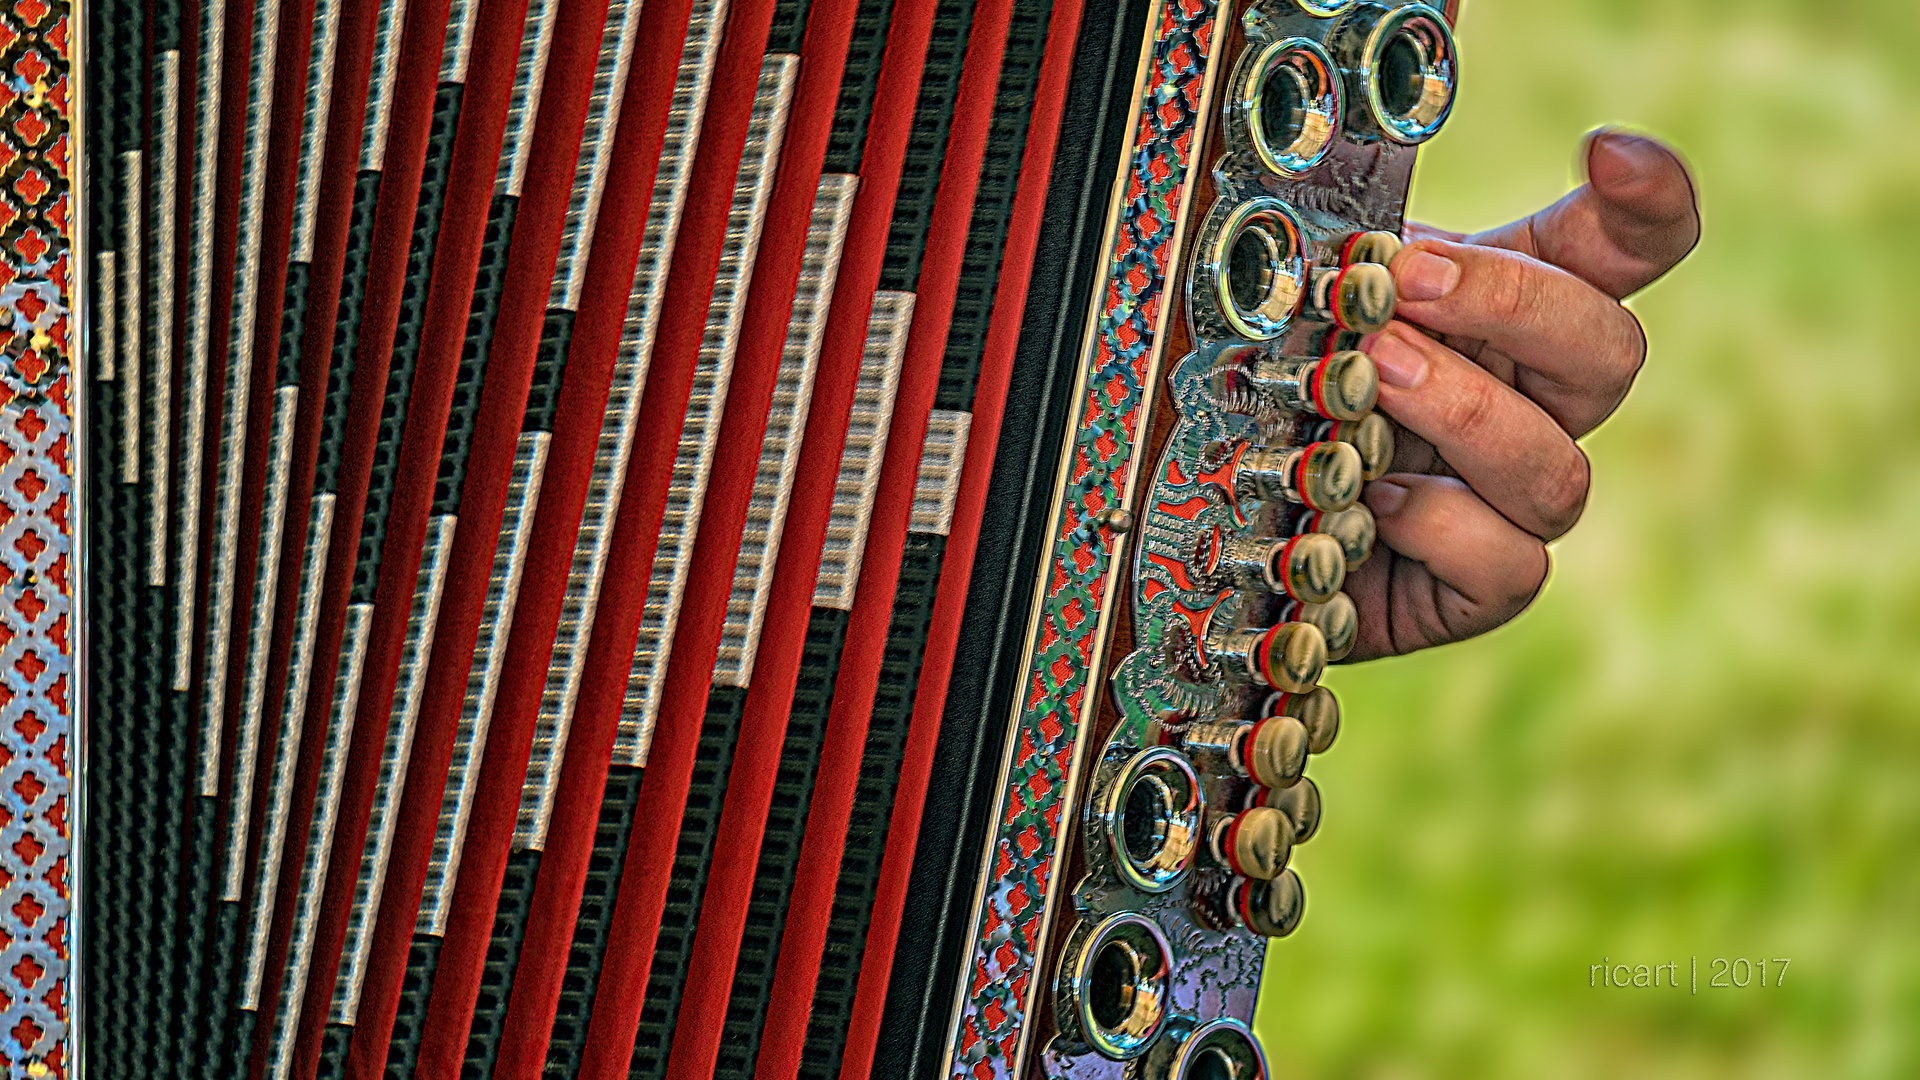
[1253,0,1920,1076]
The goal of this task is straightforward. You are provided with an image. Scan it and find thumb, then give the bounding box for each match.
[1468,129,1701,300]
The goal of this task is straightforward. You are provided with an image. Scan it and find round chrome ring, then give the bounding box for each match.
[1361,3,1458,144]
[1057,913,1174,1060]
[1293,0,1356,14]
[1237,38,1341,176]
[1196,197,1309,341]
[1144,1017,1270,1080]
[1099,746,1203,893]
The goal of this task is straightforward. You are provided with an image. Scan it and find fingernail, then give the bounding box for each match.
[1367,327,1428,389]
[1366,480,1409,517]
[1396,250,1459,301]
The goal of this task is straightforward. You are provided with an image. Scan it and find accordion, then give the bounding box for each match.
[1,0,1459,1072]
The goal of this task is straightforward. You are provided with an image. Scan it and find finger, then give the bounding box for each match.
[1364,321,1590,540]
[1346,474,1549,659]
[1386,237,1646,433]
[1467,129,1701,299]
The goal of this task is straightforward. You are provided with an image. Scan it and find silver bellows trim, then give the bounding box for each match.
[200,0,287,796]
[607,53,797,774]
[116,151,139,484]
[241,492,334,1009]
[439,0,480,84]
[548,0,646,312]
[263,602,372,1080]
[357,0,410,172]
[148,51,180,586]
[174,0,231,688]
[328,515,456,1023]
[713,173,858,687]
[290,0,343,262]
[222,385,300,901]
[416,431,547,936]
[496,0,560,196]
[911,409,971,537]
[813,290,916,610]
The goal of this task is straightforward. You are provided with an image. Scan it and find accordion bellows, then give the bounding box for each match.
[15,0,1459,1073]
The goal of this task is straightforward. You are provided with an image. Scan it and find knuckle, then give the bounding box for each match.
[1436,376,1501,441]
[1478,250,1542,327]
[1534,446,1592,539]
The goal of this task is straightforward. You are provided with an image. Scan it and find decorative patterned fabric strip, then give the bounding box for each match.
[0,0,73,1070]
[945,0,1220,1075]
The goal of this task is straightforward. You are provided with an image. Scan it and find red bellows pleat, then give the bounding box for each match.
[750,0,1018,1074]
[341,0,695,1074]
[835,0,1088,1073]
[247,0,453,1067]
[412,0,782,1072]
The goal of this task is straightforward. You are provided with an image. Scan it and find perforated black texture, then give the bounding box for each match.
[712,607,851,1078]
[797,533,946,1079]
[278,262,311,388]
[520,308,573,433]
[434,193,519,515]
[460,847,542,1080]
[314,172,385,496]
[765,0,817,55]
[628,687,749,1080]
[543,764,645,1077]
[934,0,1057,411]
[877,0,975,293]
[179,850,235,1080]
[317,1022,353,1078]
[382,934,442,1078]
[350,84,463,605]
[873,0,1151,1072]
[821,0,894,174]
[82,373,131,1073]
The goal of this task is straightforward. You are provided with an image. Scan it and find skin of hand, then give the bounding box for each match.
[1342,129,1702,660]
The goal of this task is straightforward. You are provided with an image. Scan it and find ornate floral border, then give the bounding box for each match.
[946,0,1221,1075]
[0,0,73,1073]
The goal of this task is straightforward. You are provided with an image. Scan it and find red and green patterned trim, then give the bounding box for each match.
[945,0,1221,1075]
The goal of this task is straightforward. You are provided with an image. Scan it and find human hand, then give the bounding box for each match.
[1344,129,1701,660]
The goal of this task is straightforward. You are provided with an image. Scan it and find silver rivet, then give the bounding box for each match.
[1099,508,1136,533]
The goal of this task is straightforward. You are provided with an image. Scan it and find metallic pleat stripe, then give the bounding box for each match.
[223,385,300,900]
[911,409,971,537]
[527,52,793,822]
[415,431,547,936]
[290,0,343,262]
[328,514,456,1023]
[547,0,644,312]
[241,492,334,1009]
[813,290,917,610]
[199,0,287,795]
[116,150,138,484]
[712,173,858,687]
[264,602,373,1080]
[357,0,410,172]
[148,52,180,586]
[174,0,232,686]
[495,0,559,196]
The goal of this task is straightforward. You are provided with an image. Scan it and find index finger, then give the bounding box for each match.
[1386,237,1647,422]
